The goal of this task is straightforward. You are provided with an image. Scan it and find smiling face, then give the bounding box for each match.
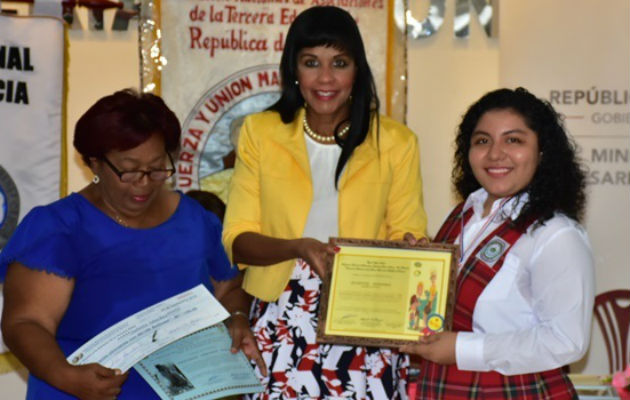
[91,133,171,219]
[468,109,541,211]
[296,45,356,127]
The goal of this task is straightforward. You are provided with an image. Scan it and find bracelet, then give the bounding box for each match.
[231,310,249,320]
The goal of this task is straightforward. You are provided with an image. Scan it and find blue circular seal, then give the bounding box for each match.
[0,164,20,250]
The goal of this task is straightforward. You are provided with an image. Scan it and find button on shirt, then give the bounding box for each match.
[453,189,595,375]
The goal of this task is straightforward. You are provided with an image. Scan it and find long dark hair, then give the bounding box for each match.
[269,6,379,185]
[453,87,586,227]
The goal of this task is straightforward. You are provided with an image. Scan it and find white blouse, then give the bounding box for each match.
[301,135,342,242]
[454,188,595,375]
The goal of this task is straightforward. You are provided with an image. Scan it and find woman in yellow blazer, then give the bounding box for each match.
[223,6,427,399]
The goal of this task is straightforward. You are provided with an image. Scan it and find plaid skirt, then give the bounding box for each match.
[415,362,577,400]
[245,259,408,400]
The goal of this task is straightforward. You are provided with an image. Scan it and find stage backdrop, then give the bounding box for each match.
[140,0,407,200]
[0,14,67,372]
[499,0,629,374]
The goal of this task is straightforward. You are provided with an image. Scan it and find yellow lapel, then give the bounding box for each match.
[271,107,311,181]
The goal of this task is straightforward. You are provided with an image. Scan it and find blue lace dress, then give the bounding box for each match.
[0,192,236,399]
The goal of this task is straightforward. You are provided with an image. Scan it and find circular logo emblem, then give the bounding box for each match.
[175,64,281,199]
[426,313,444,332]
[481,240,505,261]
[0,165,20,250]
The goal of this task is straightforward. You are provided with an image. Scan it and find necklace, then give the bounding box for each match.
[111,213,128,227]
[303,115,350,144]
[103,198,129,227]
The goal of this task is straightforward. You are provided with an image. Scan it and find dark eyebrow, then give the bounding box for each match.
[501,129,527,135]
[472,129,527,136]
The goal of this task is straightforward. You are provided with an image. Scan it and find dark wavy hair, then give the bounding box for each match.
[453,87,586,226]
[74,89,181,165]
[269,6,379,185]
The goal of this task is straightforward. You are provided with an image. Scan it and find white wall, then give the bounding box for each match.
[64,11,141,193]
[407,0,499,235]
[498,0,630,375]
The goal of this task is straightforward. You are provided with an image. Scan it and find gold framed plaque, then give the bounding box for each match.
[316,238,458,347]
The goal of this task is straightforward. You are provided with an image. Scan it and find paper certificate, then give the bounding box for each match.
[67,284,230,372]
[317,238,457,347]
[135,324,263,400]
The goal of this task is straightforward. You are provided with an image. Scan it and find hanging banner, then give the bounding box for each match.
[0,14,66,372]
[0,14,66,247]
[140,0,406,200]
[499,0,629,374]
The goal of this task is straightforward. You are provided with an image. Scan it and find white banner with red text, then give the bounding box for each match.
[0,13,67,371]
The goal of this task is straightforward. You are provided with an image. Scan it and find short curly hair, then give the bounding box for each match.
[74,89,181,165]
[453,87,586,226]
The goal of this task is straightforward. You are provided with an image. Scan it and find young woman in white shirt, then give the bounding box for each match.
[402,87,594,400]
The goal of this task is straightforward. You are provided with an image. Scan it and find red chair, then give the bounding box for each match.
[593,289,630,373]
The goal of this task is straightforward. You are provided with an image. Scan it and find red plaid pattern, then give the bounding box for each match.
[415,203,578,400]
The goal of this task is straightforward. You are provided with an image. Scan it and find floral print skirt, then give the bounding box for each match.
[246,259,408,400]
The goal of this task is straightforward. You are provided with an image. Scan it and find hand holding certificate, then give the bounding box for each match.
[67,285,230,372]
[67,285,263,399]
[135,324,264,400]
[317,238,458,347]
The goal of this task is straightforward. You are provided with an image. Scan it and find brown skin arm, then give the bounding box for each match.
[210,276,231,302]
[228,232,337,374]
[399,331,458,365]
[232,232,337,278]
[2,263,128,400]
[212,272,268,377]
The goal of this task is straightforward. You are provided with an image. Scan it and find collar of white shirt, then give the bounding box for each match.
[463,188,529,222]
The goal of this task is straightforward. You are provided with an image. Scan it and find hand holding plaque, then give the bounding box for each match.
[316,238,458,347]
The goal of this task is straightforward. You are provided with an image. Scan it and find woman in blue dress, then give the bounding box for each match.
[0,89,264,399]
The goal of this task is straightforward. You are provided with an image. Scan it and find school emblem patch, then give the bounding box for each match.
[476,236,509,267]
[0,164,20,250]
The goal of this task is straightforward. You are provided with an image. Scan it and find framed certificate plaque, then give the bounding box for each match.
[316,238,458,347]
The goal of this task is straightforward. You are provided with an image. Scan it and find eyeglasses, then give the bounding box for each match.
[102,153,176,183]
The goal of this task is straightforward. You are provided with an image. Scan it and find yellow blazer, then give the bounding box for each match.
[223,108,427,301]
